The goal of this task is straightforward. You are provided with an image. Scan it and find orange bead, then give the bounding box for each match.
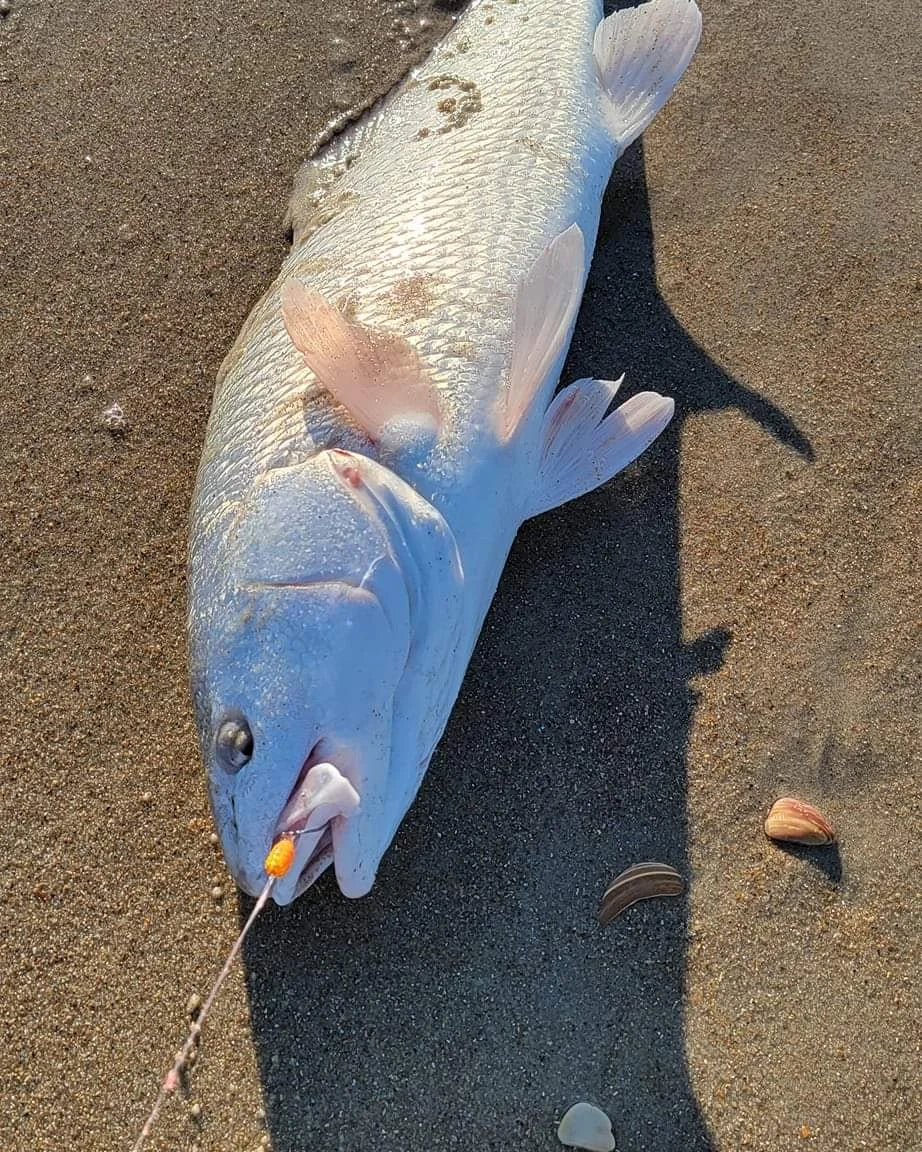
[264,836,296,878]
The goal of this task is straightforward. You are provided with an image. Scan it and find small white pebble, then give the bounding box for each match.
[101,400,127,431]
[209,832,220,846]
[186,992,202,1018]
[255,1106,266,1122]
[0,3,12,17]
[189,1102,202,1121]
[211,886,224,901]
[558,1102,616,1151]
[141,791,152,805]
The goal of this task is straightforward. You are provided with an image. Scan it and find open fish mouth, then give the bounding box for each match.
[269,747,359,904]
[276,834,334,905]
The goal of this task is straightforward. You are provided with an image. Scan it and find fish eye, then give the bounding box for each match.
[216,718,253,772]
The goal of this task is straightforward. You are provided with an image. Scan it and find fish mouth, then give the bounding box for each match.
[279,833,335,905]
[269,743,359,905]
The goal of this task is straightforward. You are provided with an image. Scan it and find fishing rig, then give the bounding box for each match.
[131,834,299,1151]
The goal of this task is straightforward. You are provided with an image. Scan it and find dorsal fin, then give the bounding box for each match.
[281,279,442,444]
[284,88,395,246]
[497,224,586,442]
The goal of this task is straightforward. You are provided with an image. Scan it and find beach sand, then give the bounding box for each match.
[0,0,919,1149]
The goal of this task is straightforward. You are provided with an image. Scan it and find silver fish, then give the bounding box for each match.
[188,0,701,904]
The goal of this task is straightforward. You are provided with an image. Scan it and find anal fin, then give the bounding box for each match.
[528,377,674,518]
[594,0,701,153]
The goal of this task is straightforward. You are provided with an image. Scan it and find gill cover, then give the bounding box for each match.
[219,447,463,898]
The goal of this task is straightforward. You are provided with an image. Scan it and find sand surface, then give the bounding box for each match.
[1,0,920,1149]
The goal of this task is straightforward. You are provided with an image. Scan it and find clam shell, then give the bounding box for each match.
[764,797,835,846]
[598,862,684,926]
[557,1102,616,1151]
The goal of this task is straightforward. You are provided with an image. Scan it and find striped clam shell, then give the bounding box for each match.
[764,797,835,846]
[598,862,685,925]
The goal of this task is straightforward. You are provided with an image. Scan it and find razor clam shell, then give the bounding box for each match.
[598,862,685,925]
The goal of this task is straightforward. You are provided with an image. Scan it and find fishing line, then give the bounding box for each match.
[130,827,323,1151]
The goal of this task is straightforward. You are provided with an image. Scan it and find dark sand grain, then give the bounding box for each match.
[0,1,919,1150]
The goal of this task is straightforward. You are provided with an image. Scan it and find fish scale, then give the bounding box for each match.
[195,0,609,531]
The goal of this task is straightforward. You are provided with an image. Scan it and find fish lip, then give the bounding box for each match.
[268,741,348,903]
[291,836,335,901]
[270,829,335,905]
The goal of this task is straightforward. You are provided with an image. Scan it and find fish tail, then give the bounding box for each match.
[593,0,702,153]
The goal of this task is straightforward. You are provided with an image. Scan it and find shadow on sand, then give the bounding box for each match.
[238,139,811,1151]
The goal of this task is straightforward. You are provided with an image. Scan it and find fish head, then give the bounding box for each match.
[190,448,463,905]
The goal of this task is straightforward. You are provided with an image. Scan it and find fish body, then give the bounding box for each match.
[189,0,701,903]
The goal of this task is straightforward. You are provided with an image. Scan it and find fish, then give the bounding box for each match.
[188,0,702,905]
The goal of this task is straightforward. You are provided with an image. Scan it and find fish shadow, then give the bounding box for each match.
[240,138,812,1152]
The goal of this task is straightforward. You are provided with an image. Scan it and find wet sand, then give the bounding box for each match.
[1,1,919,1149]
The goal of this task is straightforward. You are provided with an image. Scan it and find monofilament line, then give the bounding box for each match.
[130,876,275,1151]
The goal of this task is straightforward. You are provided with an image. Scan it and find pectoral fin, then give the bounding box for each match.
[528,378,674,518]
[496,224,586,442]
[281,279,442,444]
